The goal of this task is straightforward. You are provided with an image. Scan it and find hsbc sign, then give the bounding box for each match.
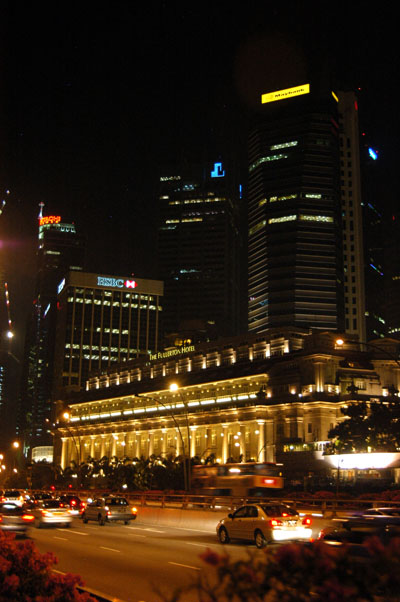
[97,276,137,289]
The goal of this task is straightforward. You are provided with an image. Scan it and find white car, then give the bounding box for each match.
[216,503,312,548]
[1,490,27,507]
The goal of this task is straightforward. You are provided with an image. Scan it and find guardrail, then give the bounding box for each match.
[60,490,400,518]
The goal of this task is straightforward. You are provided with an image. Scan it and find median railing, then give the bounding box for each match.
[62,490,400,518]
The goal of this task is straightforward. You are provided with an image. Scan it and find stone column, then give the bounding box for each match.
[239,427,246,461]
[90,436,95,459]
[100,435,106,459]
[61,438,68,470]
[205,427,212,458]
[135,434,141,458]
[257,420,265,461]
[222,425,228,463]
[111,435,117,458]
[148,432,154,457]
[190,426,196,457]
[161,429,167,455]
[265,419,275,462]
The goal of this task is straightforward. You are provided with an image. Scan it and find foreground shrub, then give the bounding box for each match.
[164,537,400,601]
[0,531,95,601]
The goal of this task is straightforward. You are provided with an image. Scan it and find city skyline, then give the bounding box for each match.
[0,3,398,352]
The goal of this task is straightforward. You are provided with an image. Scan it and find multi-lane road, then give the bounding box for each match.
[30,513,327,602]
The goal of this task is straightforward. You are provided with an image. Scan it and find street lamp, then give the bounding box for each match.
[169,383,192,491]
[60,412,83,485]
[336,337,400,371]
[137,387,191,492]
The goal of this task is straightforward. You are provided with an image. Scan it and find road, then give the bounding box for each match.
[29,514,328,602]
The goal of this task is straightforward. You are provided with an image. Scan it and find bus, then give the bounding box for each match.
[191,462,284,497]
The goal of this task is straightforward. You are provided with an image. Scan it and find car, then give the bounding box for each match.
[216,503,312,548]
[57,494,85,516]
[31,499,73,528]
[0,489,27,507]
[82,496,137,525]
[351,507,400,520]
[318,523,400,560]
[0,502,35,535]
[25,492,55,508]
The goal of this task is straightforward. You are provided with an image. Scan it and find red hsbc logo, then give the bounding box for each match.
[125,280,137,289]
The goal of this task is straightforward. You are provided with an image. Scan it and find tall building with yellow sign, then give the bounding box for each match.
[248,82,365,339]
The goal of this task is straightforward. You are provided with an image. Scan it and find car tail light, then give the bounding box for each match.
[41,510,50,516]
[131,507,137,514]
[269,519,282,527]
[80,502,86,509]
[22,514,35,522]
[71,500,76,506]
[302,517,312,526]
[107,511,111,516]
[262,478,276,485]
[0,497,5,503]
[0,516,2,523]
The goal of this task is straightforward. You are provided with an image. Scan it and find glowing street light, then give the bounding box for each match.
[169,382,192,491]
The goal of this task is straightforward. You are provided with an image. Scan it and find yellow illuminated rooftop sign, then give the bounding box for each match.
[261,83,310,104]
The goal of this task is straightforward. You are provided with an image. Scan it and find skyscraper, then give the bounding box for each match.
[158,160,244,343]
[52,270,163,396]
[18,208,85,450]
[248,82,365,338]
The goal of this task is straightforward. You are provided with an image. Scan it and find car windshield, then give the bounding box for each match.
[105,498,128,506]
[42,501,63,509]
[0,503,23,515]
[261,505,297,517]
[378,509,400,517]
[4,491,21,497]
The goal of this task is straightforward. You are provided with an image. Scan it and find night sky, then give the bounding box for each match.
[0,0,398,357]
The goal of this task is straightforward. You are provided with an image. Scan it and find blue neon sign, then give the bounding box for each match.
[211,162,225,178]
[368,148,378,160]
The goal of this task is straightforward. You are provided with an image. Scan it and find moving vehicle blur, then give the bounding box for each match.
[192,462,284,496]
[216,503,312,548]
[82,497,137,525]
[0,489,27,507]
[0,502,35,535]
[25,492,54,507]
[31,500,73,528]
[58,494,85,515]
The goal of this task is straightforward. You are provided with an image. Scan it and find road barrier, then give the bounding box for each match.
[61,490,400,519]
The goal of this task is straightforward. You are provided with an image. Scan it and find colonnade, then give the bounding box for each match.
[60,418,276,469]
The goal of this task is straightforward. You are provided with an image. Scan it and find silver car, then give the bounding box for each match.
[82,496,137,525]
[216,503,312,548]
[0,502,35,535]
[31,499,73,528]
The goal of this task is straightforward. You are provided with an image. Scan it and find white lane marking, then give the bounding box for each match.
[100,546,121,553]
[185,542,212,548]
[57,529,88,535]
[169,561,200,571]
[144,527,164,533]
[54,536,68,541]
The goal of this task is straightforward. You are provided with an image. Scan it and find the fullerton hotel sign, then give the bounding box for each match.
[149,345,195,361]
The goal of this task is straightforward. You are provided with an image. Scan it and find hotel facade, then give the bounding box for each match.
[56,331,400,470]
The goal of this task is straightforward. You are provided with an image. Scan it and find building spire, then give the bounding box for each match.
[38,201,45,219]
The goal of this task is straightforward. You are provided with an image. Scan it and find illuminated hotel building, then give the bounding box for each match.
[56,331,400,475]
[19,210,85,449]
[52,271,163,395]
[248,83,365,339]
[157,161,243,342]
